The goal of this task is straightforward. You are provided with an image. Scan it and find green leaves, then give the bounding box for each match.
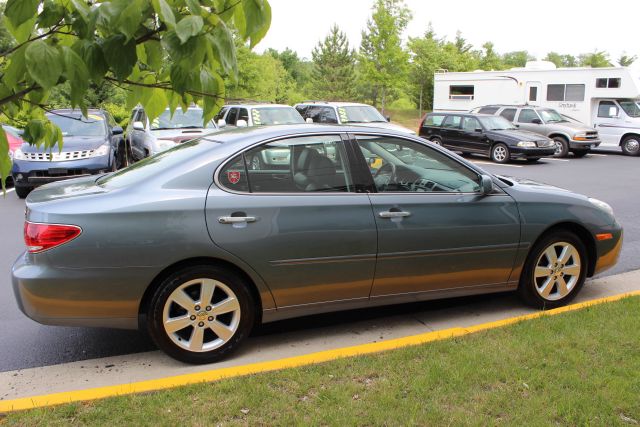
[242,0,271,48]
[142,89,168,123]
[102,35,137,81]
[152,0,176,29]
[208,24,237,76]
[0,130,11,193]
[175,15,204,43]
[4,0,39,28]
[75,41,109,84]
[200,69,224,125]
[62,47,90,110]
[25,41,63,90]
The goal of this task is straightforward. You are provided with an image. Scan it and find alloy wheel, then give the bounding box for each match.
[492,145,507,162]
[533,242,581,301]
[162,278,241,352]
[624,138,640,154]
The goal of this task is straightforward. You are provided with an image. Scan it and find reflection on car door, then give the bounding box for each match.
[206,134,377,308]
[440,115,463,149]
[353,134,521,298]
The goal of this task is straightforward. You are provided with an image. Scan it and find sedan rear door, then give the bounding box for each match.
[206,133,377,308]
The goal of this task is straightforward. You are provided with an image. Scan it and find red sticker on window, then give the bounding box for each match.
[227,171,241,184]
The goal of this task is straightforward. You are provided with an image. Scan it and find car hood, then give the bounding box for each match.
[20,136,107,152]
[486,129,547,141]
[546,121,594,133]
[151,128,218,143]
[350,121,416,135]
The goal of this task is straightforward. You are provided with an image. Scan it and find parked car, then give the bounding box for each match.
[215,104,305,128]
[126,106,219,161]
[420,112,555,163]
[12,125,621,364]
[4,125,25,180]
[11,109,124,198]
[471,105,601,158]
[294,101,416,134]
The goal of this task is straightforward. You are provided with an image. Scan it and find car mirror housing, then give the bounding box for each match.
[385,115,391,122]
[305,118,314,124]
[532,118,542,124]
[236,119,248,128]
[112,126,124,135]
[217,119,227,128]
[132,121,144,131]
[608,107,618,118]
[479,174,493,195]
[475,128,483,133]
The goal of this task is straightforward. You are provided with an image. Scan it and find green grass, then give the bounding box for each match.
[387,108,423,132]
[4,297,640,426]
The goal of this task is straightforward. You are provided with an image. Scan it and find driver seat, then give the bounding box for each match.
[293,148,338,191]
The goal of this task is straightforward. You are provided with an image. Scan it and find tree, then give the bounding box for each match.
[618,54,637,67]
[358,0,411,112]
[266,47,311,88]
[579,51,612,67]
[310,24,356,101]
[502,50,534,68]
[0,0,272,189]
[544,52,577,68]
[479,42,503,70]
[0,1,15,54]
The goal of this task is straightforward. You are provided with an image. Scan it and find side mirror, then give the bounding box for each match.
[132,121,144,131]
[217,119,226,128]
[305,118,314,124]
[514,124,520,128]
[531,118,542,124]
[385,115,391,122]
[236,119,248,128]
[608,107,618,117]
[475,128,483,133]
[112,126,123,135]
[479,174,493,195]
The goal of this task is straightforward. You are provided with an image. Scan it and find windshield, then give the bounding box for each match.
[151,109,216,130]
[339,106,386,123]
[97,138,218,189]
[252,107,304,125]
[537,109,566,123]
[478,116,516,130]
[47,113,106,137]
[618,100,640,118]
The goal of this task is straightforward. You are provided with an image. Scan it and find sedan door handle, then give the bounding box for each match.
[379,211,411,218]
[218,216,257,224]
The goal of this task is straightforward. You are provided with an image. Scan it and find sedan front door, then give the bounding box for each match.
[206,134,377,308]
[352,134,521,298]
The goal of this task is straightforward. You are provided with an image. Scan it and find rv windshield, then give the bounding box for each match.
[537,109,566,123]
[478,116,516,130]
[618,100,640,118]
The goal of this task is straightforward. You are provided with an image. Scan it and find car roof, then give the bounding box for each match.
[223,104,294,109]
[476,104,550,109]
[296,101,371,107]
[428,112,494,118]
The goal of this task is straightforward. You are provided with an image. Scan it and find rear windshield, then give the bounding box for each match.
[97,138,219,189]
[48,113,106,137]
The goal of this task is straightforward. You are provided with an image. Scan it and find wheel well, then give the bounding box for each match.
[532,222,597,277]
[619,133,640,146]
[137,257,263,329]
[548,133,568,141]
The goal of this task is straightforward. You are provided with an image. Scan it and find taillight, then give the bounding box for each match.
[24,221,82,253]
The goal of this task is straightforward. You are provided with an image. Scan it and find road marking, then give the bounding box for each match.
[1,290,638,413]
[589,153,608,157]
[471,161,523,168]
[544,158,570,162]
[3,187,15,193]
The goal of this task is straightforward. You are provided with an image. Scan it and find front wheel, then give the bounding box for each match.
[518,231,587,309]
[430,137,442,146]
[572,149,589,158]
[490,143,510,164]
[553,137,569,158]
[147,265,255,364]
[621,135,640,156]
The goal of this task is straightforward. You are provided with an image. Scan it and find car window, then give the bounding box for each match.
[355,135,481,193]
[462,117,481,132]
[441,115,462,129]
[223,135,353,193]
[47,113,107,137]
[320,108,338,124]
[238,108,249,122]
[295,105,308,116]
[500,108,517,122]
[226,108,239,126]
[214,107,228,121]
[303,106,323,123]
[477,107,499,114]
[517,109,540,123]
[423,114,446,127]
[598,101,618,118]
[218,154,250,192]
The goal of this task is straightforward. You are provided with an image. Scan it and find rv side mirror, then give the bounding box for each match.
[608,107,618,117]
[532,118,542,124]
[479,174,493,195]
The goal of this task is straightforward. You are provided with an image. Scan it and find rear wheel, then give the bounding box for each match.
[518,231,587,309]
[572,149,589,158]
[147,265,255,364]
[15,186,32,199]
[552,136,569,158]
[490,143,510,163]
[430,137,442,146]
[621,135,640,156]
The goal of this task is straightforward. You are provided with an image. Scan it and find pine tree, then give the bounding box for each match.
[310,25,356,101]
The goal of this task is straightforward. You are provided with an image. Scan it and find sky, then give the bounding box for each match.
[256,0,640,68]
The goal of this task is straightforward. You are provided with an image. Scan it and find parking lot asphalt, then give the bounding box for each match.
[0,148,638,373]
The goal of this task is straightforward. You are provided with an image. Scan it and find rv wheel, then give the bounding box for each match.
[621,136,640,156]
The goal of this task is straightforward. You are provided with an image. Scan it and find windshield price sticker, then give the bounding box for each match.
[252,110,262,125]
[337,107,348,123]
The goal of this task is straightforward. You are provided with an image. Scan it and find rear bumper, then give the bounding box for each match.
[11,156,112,188]
[510,146,556,159]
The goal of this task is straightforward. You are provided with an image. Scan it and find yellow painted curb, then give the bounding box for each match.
[2,290,639,413]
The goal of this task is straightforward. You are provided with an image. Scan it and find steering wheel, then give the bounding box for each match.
[373,162,397,191]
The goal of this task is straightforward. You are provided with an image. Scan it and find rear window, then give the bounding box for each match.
[424,114,446,127]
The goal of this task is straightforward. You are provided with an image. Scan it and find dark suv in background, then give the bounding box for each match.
[420,112,555,163]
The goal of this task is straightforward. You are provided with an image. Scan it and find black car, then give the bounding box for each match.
[419,112,556,163]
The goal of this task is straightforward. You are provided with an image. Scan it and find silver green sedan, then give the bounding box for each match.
[12,125,622,364]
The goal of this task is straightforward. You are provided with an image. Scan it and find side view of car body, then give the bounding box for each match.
[471,105,601,158]
[420,112,556,163]
[126,106,219,161]
[11,109,124,198]
[12,125,622,364]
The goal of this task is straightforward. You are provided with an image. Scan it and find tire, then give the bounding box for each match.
[147,265,255,364]
[430,137,442,146]
[526,157,540,163]
[552,136,569,158]
[620,135,640,156]
[490,143,510,164]
[518,231,588,309]
[15,186,32,199]
[572,149,589,158]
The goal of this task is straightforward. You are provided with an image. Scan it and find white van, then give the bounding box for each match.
[433,62,640,156]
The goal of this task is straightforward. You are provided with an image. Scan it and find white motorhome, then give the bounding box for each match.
[434,62,640,155]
